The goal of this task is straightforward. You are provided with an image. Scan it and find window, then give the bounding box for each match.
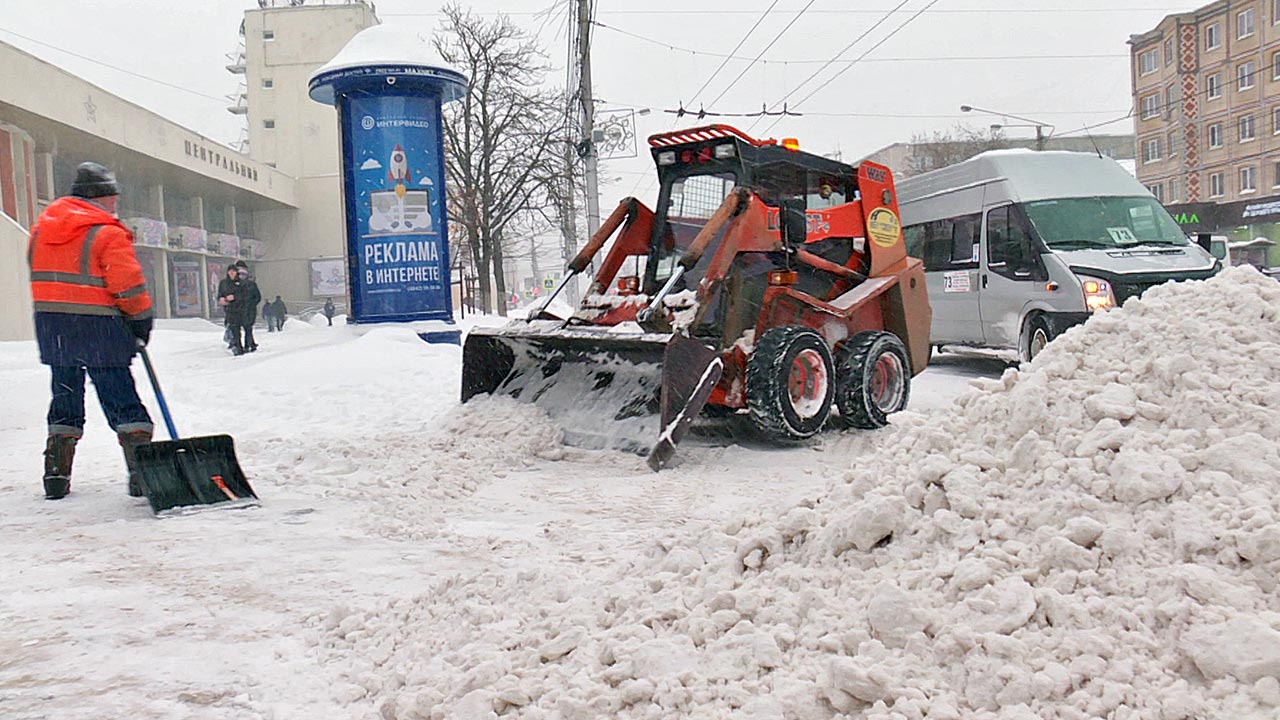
[985,205,1041,278]
[1241,166,1257,193]
[903,213,981,272]
[1206,22,1221,50]
[1141,93,1161,118]
[1273,160,1280,187]
[1021,197,1190,250]
[262,78,274,89]
[1166,84,1178,117]
[1240,114,1256,141]
[1165,38,1174,65]
[1147,183,1164,201]
[1276,0,1280,24]
[1210,172,1225,197]
[1239,61,1256,91]
[1139,47,1160,75]
[1274,51,1280,80]
[263,29,275,40]
[263,119,275,129]
[1273,107,1280,134]
[1239,8,1255,38]
[1143,137,1162,162]
[1170,177,1182,202]
[1207,73,1222,99]
[1209,122,1224,148]
[1168,130,1179,157]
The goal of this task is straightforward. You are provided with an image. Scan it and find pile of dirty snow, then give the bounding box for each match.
[317,267,1280,719]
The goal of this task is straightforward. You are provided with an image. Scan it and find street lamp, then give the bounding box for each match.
[960,104,1054,151]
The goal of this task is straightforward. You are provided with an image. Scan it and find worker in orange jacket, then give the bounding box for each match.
[28,162,155,500]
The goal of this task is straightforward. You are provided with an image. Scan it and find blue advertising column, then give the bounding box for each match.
[309,26,467,343]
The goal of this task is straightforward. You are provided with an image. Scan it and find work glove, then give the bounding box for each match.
[130,318,153,347]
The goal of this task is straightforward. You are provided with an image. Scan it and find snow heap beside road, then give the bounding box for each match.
[321,267,1280,719]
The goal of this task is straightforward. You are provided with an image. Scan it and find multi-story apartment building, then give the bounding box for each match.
[1129,0,1280,204]
[1130,0,1280,269]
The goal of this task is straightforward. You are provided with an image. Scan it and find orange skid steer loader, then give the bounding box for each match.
[462,125,931,469]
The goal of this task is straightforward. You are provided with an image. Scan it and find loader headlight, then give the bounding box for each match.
[657,151,676,166]
[1078,275,1115,312]
[714,143,736,159]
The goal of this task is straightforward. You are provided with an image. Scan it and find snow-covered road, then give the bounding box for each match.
[0,314,994,719]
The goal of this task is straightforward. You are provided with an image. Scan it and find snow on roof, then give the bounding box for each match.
[308,24,467,104]
[897,150,1148,206]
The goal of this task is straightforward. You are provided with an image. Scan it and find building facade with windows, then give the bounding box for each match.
[1130,0,1280,268]
[0,1,379,340]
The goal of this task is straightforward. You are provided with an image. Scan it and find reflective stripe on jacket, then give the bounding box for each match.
[28,197,153,320]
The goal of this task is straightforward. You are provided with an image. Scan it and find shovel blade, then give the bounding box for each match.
[133,434,257,514]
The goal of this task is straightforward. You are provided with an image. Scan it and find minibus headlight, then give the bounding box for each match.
[1077,275,1115,312]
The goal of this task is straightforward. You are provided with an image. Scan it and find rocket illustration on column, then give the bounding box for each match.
[388,144,411,195]
[368,144,432,234]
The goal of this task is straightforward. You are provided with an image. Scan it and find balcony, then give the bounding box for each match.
[225,48,246,74]
[226,85,248,115]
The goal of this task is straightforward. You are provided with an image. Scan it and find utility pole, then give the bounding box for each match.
[577,0,600,242]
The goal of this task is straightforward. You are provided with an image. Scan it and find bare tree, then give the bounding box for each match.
[436,5,569,316]
[902,124,1008,177]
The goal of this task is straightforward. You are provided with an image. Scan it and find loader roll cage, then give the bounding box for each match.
[642,125,861,296]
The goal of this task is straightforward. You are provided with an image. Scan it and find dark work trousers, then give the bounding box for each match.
[47,365,154,437]
[243,313,258,350]
[227,321,247,353]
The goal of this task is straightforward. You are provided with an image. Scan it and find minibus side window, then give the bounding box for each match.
[987,205,1043,280]
[904,214,981,272]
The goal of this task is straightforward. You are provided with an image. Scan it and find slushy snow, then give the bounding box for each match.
[317,267,1280,719]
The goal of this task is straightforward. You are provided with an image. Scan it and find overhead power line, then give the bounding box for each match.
[386,7,1183,16]
[685,0,781,107]
[759,0,942,133]
[591,22,1126,65]
[0,26,228,105]
[705,0,818,108]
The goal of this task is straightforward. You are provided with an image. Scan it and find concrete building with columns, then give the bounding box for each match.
[0,0,378,341]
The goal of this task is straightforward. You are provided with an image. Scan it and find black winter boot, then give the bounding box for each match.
[118,429,153,497]
[43,435,77,500]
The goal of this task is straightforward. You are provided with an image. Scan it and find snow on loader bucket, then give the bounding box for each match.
[461,124,931,470]
[133,345,257,515]
[461,325,723,464]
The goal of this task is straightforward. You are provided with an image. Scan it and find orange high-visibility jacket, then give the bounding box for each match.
[28,197,153,320]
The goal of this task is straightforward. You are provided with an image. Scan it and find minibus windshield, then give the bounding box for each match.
[1021,196,1189,251]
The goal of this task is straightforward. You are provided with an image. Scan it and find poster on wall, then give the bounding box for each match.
[310,258,347,297]
[343,93,451,322]
[171,256,202,317]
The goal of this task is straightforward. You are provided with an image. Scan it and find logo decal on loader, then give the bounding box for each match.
[867,207,901,248]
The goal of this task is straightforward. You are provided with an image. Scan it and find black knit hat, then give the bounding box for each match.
[234,260,249,269]
[70,162,118,199]
[228,263,239,273]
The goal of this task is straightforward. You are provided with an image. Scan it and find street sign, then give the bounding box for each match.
[543,277,555,289]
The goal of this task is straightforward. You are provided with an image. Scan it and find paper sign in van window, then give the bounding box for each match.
[1107,227,1137,243]
[1129,205,1154,218]
[943,270,972,293]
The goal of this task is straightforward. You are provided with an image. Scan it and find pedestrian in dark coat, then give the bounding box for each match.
[269,296,287,331]
[323,298,336,326]
[234,261,261,351]
[217,265,248,354]
[262,296,277,332]
[28,161,155,500]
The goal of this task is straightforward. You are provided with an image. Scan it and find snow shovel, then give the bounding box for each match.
[132,345,257,514]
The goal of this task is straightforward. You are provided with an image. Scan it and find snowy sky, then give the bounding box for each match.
[2,0,1193,210]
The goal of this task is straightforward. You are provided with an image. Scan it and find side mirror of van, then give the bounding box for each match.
[1196,233,1213,254]
[780,198,807,245]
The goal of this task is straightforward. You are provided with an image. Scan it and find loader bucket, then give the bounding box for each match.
[462,322,721,460]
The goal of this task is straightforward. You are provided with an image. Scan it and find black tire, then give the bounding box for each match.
[746,326,835,441]
[1023,315,1053,363]
[835,331,911,429]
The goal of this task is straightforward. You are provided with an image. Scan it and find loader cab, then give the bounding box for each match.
[643,125,858,298]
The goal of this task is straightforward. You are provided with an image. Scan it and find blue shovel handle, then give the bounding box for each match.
[136,340,180,441]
